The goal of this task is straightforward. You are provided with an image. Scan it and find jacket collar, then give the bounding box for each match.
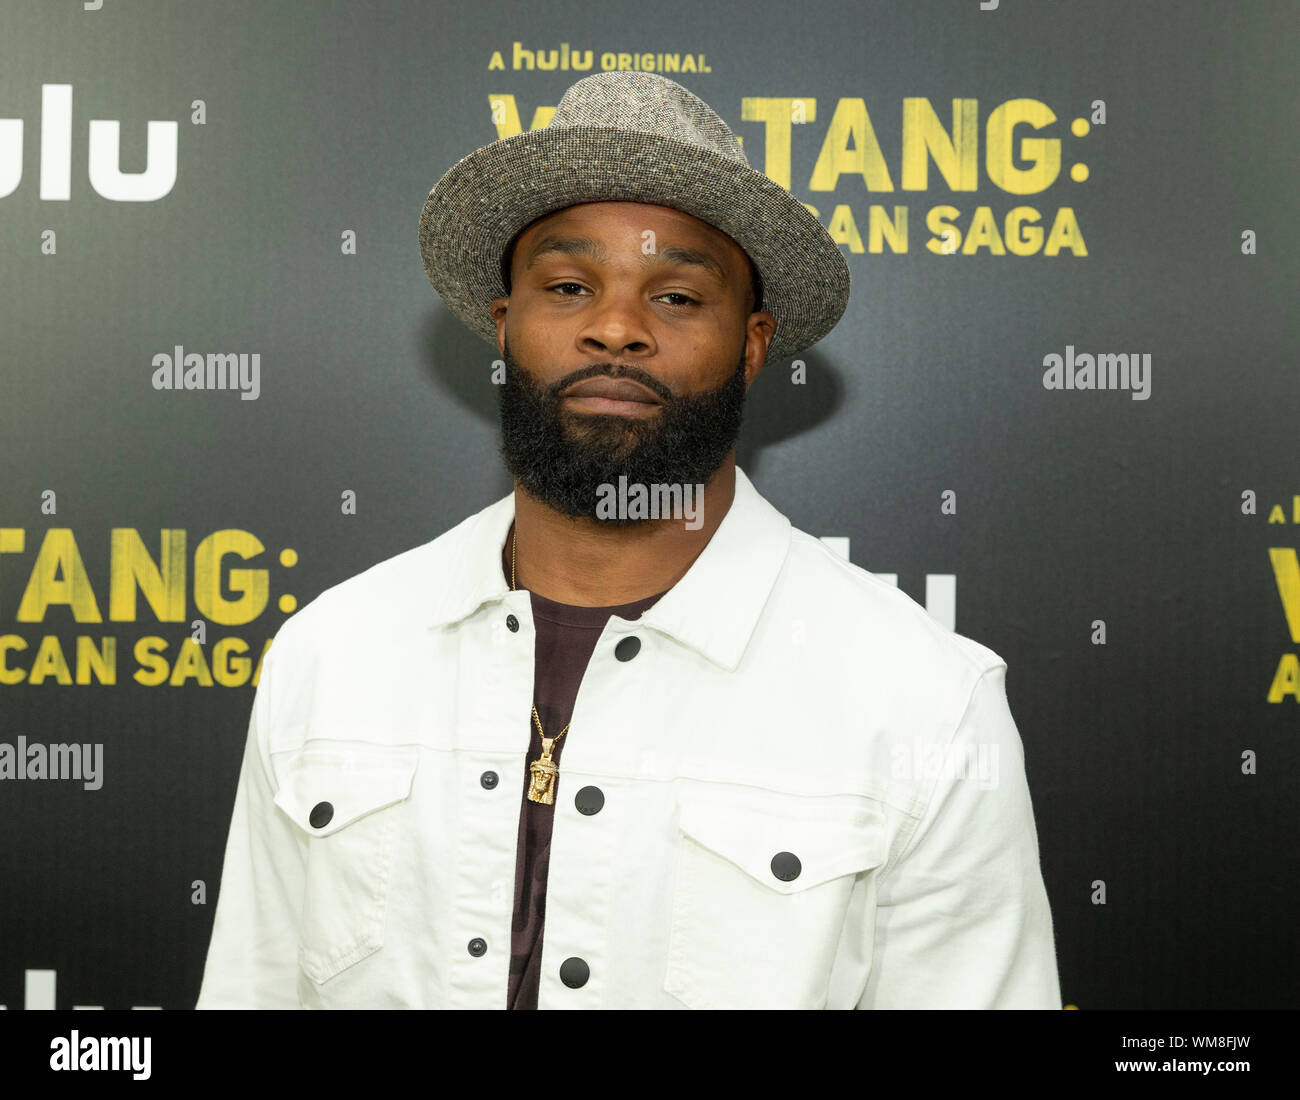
[427,465,792,671]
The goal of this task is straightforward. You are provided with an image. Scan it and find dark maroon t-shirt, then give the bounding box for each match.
[501,523,668,1010]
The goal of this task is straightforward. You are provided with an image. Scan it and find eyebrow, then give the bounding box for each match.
[522,234,729,286]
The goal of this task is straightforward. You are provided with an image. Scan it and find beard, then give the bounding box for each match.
[497,336,748,525]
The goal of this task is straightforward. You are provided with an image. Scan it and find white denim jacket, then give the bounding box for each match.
[196,466,1061,1009]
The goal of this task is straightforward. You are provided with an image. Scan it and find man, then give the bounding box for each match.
[196,72,1061,1009]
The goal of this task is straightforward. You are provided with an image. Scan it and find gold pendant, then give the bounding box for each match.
[526,737,559,804]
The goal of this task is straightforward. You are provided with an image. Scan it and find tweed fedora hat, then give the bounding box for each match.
[418,71,850,363]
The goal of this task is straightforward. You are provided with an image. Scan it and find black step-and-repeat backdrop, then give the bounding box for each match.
[1,0,1295,1011]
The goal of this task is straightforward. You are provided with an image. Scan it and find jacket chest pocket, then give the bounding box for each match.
[273,746,418,986]
[664,792,886,1009]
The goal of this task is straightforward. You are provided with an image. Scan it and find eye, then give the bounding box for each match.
[544,284,699,307]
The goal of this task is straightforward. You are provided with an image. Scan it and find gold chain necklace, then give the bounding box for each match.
[513,525,569,805]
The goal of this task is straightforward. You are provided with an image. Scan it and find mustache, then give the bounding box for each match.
[550,363,673,404]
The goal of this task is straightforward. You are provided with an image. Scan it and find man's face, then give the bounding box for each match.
[489,202,775,525]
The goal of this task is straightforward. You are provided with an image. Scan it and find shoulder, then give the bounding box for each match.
[774,524,1006,694]
[767,528,1017,815]
[267,509,479,664]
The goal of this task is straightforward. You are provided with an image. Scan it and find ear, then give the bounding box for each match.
[490,298,509,355]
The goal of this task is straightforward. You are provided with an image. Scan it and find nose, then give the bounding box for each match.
[575,287,657,359]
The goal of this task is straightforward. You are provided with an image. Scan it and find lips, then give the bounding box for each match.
[563,377,661,404]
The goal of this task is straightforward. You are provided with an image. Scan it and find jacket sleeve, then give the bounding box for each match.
[857,663,1062,1009]
[195,645,305,1008]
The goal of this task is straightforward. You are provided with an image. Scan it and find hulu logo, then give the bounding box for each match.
[0,84,178,201]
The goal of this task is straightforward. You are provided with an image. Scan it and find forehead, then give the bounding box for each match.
[513,201,748,272]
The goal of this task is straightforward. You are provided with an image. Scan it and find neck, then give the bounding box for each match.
[510,455,737,606]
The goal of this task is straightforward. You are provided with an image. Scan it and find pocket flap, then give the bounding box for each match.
[274,745,418,838]
[677,794,886,893]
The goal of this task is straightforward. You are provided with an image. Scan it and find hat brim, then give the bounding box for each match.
[418,125,849,363]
